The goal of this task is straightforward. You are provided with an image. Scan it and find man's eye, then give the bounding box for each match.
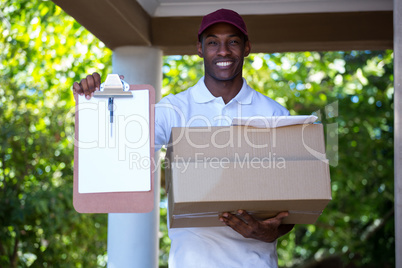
[208,41,217,45]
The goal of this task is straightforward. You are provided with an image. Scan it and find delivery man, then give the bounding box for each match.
[73,8,294,268]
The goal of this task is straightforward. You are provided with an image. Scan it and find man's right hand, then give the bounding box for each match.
[73,72,101,100]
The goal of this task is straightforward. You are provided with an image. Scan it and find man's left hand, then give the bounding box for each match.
[219,210,294,243]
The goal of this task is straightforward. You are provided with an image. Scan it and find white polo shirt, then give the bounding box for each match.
[155,77,289,268]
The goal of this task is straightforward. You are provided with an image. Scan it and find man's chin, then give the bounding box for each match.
[207,73,241,82]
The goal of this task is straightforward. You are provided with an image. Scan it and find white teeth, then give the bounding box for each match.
[216,62,232,67]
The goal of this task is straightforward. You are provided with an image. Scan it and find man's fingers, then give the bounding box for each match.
[73,82,83,95]
[80,78,90,99]
[236,210,257,226]
[220,210,291,242]
[221,213,245,227]
[86,74,96,94]
[93,72,101,90]
[73,73,102,101]
[220,213,250,235]
[274,211,289,222]
[262,211,289,226]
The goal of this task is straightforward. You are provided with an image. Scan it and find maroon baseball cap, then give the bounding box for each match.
[198,9,248,40]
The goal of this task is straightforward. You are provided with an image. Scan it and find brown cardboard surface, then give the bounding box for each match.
[166,124,332,227]
[73,84,155,213]
[167,124,326,160]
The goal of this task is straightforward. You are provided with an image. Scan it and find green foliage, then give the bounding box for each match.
[162,55,204,96]
[1,0,394,267]
[158,187,170,268]
[0,0,111,266]
[162,51,394,267]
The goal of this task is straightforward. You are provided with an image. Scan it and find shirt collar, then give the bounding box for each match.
[191,77,217,104]
[191,77,254,105]
[232,79,254,104]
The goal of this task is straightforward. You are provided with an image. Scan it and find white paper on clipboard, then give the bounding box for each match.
[77,90,151,194]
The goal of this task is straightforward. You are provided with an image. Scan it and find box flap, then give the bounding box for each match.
[167,124,326,161]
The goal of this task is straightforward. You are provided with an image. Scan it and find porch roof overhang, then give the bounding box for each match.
[51,0,393,55]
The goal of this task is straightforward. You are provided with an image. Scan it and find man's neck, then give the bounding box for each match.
[204,76,243,104]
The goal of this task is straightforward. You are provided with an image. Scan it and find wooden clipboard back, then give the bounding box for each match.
[73,84,155,213]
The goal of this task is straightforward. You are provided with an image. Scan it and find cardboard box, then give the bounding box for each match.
[165,124,332,228]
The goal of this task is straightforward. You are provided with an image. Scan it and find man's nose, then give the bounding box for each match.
[217,42,231,56]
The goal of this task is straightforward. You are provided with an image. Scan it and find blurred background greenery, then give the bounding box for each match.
[0,0,394,267]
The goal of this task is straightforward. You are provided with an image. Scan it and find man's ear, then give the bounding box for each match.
[197,41,203,58]
[244,40,251,57]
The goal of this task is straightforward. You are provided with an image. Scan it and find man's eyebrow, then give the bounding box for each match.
[205,34,217,39]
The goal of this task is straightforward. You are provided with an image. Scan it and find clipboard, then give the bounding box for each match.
[73,75,155,213]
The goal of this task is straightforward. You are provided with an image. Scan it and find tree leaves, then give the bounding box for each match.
[1,0,111,267]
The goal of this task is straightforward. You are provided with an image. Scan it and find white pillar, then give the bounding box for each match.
[395,0,402,267]
[107,46,162,268]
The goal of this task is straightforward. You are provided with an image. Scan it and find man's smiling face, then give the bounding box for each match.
[197,23,251,84]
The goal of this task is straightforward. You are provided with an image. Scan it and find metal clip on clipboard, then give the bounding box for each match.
[94,74,132,136]
[94,74,132,98]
